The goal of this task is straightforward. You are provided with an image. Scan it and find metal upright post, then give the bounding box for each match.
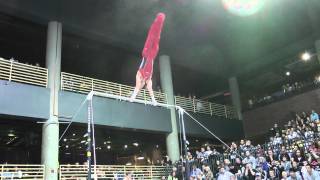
[87,99,93,180]
[179,108,190,179]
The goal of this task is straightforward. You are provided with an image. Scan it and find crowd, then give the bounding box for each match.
[166,110,320,179]
[247,78,319,109]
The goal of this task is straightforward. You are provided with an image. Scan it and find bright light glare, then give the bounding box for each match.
[222,0,264,16]
[286,71,290,76]
[301,52,311,61]
[8,133,15,137]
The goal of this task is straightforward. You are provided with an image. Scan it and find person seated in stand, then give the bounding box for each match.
[310,110,319,122]
[302,164,320,180]
[204,146,213,159]
[217,166,234,180]
[287,168,302,180]
[242,151,256,169]
[190,164,203,180]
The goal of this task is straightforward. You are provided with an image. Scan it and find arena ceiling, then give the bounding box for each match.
[0,0,319,100]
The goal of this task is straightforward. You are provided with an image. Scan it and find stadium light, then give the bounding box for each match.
[286,71,290,76]
[301,52,311,61]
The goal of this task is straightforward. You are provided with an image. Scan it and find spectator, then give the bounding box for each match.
[270,124,281,137]
[242,151,256,169]
[190,165,202,179]
[212,148,220,156]
[255,165,267,180]
[167,111,320,180]
[124,172,133,180]
[257,156,269,173]
[243,163,256,180]
[268,169,277,180]
[292,150,305,166]
[302,164,320,180]
[204,146,213,159]
[239,139,245,151]
[266,149,276,164]
[217,166,234,180]
[280,156,291,173]
[229,158,242,178]
[310,110,319,121]
[198,147,205,161]
[187,151,194,162]
[288,168,302,180]
[278,146,290,161]
[281,171,288,180]
[167,170,178,180]
[203,165,214,180]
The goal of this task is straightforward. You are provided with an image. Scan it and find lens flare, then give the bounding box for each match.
[222,0,264,16]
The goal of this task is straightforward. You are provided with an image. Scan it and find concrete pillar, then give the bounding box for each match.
[159,55,180,162]
[307,0,320,63]
[41,21,62,180]
[306,0,320,38]
[315,40,320,64]
[228,77,243,120]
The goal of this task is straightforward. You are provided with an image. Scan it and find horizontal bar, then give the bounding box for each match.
[87,91,179,110]
[36,121,70,124]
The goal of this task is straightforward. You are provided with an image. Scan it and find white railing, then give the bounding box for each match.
[174,96,237,119]
[59,164,170,179]
[61,72,168,104]
[0,57,237,119]
[0,58,48,87]
[0,164,45,179]
[61,72,238,119]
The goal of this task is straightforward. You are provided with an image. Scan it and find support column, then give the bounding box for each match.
[41,21,62,180]
[315,40,320,64]
[306,0,320,39]
[159,55,180,162]
[306,0,320,63]
[228,77,243,120]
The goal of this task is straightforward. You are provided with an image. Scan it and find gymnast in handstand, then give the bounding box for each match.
[130,13,166,105]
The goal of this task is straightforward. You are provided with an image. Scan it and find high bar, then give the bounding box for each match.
[86,91,182,110]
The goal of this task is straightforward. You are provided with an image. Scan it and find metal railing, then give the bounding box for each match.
[61,72,238,119]
[0,58,48,87]
[0,57,236,119]
[0,164,45,179]
[59,164,171,179]
[61,72,168,104]
[174,96,237,119]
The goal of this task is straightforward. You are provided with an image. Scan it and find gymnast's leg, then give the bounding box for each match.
[146,78,157,105]
[130,71,145,101]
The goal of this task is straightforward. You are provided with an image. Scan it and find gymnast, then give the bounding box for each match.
[130,12,166,105]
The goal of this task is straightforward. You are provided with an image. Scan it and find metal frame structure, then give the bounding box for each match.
[85,91,190,180]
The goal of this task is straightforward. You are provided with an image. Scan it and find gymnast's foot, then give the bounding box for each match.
[151,99,158,106]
